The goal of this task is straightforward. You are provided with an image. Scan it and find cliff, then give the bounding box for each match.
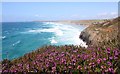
[80,17,120,48]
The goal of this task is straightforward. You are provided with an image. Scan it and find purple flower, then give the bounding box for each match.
[105,69,108,72]
[77,54,80,58]
[109,57,113,60]
[103,58,106,61]
[107,48,110,51]
[97,59,101,64]
[84,66,87,69]
[106,48,111,54]
[52,66,56,70]
[90,57,94,60]
[73,50,76,53]
[98,48,100,51]
[17,64,22,67]
[107,61,112,66]
[3,70,8,72]
[108,68,113,72]
[114,56,118,59]
[26,64,29,70]
[114,51,118,56]
[46,64,49,67]
[92,62,95,65]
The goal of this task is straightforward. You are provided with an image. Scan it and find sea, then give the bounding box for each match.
[1,22,87,60]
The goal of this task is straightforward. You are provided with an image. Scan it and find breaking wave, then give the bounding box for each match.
[21,22,87,47]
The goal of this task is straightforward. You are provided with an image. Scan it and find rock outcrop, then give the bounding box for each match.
[80,17,120,47]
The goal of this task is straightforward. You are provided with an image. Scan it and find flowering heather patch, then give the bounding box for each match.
[1,45,120,73]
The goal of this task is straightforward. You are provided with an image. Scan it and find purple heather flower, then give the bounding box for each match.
[0,70,2,73]
[103,58,106,61]
[106,48,111,54]
[92,62,95,65]
[33,62,36,65]
[62,52,64,54]
[109,57,113,60]
[73,50,77,53]
[46,64,49,67]
[105,69,108,72]
[92,65,95,67]
[56,57,60,60]
[97,59,101,64]
[98,48,100,51]
[107,61,112,66]
[77,54,80,58]
[108,68,112,72]
[62,58,65,63]
[107,51,110,54]
[90,57,94,60]
[52,66,56,71]
[66,52,70,55]
[3,70,8,72]
[26,64,29,70]
[114,51,118,56]
[107,48,111,51]
[84,66,87,69]
[72,59,76,63]
[18,64,22,67]
[114,56,118,59]
[14,70,17,72]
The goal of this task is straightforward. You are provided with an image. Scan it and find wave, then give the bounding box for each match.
[43,22,63,26]
[21,22,87,47]
[12,40,21,46]
[50,37,57,44]
[2,36,6,39]
[22,27,63,36]
[0,36,7,40]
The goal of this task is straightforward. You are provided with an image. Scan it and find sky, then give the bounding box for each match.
[1,0,120,2]
[2,2,118,22]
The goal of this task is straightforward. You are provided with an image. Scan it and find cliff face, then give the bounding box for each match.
[80,17,119,48]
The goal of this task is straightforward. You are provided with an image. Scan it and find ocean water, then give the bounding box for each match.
[2,22,87,60]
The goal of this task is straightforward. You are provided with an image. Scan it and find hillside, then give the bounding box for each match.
[80,17,119,48]
[1,45,120,73]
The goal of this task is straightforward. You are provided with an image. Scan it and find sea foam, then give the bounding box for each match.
[50,37,57,44]
[12,40,21,46]
[23,26,63,36]
[22,22,87,47]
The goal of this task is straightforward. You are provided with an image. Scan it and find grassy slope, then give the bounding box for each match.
[2,45,120,73]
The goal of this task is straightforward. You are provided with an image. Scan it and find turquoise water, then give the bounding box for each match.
[2,22,87,60]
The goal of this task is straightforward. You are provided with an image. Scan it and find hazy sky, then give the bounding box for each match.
[2,2,118,22]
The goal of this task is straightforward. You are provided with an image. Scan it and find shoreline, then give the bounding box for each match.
[1,17,120,73]
[79,17,119,47]
[36,19,105,27]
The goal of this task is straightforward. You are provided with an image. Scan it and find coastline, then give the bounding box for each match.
[1,17,120,73]
[36,19,105,27]
[79,17,119,47]
[48,19,106,47]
